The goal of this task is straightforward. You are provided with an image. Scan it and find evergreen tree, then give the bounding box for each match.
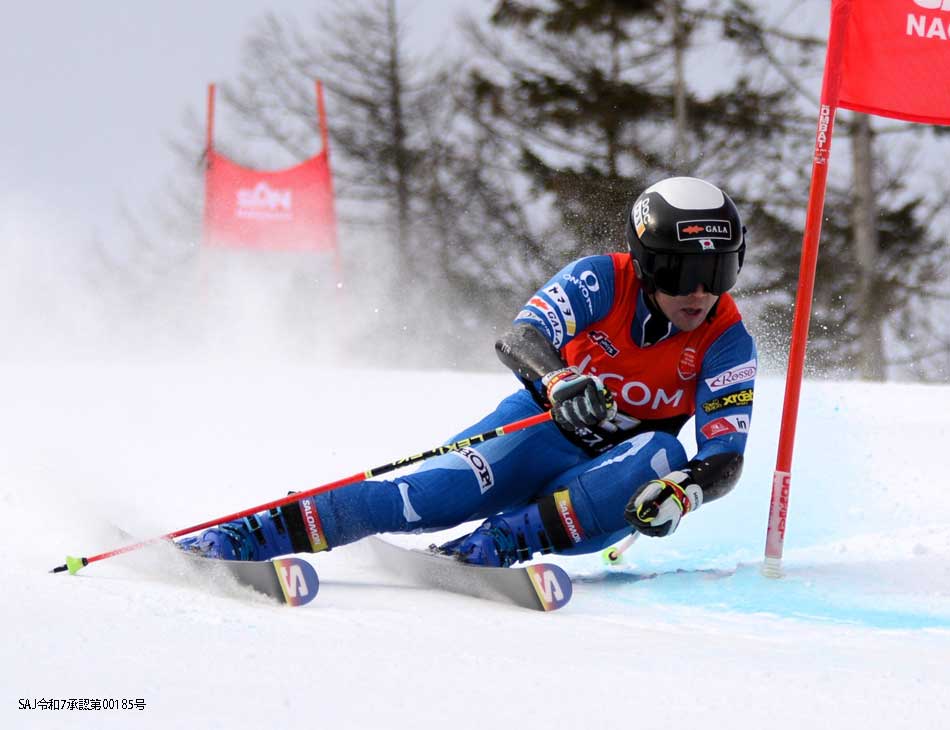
[462,0,804,258]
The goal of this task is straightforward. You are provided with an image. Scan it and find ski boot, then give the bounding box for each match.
[438,504,555,567]
[177,509,297,561]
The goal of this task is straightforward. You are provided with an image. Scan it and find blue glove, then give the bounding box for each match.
[624,471,703,537]
[542,367,617,432]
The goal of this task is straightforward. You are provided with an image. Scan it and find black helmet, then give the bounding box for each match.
[625,176,746,296]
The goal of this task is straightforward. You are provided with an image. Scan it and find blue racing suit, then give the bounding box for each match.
[301,253,757,556]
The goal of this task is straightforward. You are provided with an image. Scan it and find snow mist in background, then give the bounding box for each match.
[0,201,438,369]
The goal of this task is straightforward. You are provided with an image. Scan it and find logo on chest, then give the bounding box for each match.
[587,330,619,357]
[576,354,685,412]
[677,347,698,381]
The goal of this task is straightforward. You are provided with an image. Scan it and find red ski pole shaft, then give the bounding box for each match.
[52,410,553,574]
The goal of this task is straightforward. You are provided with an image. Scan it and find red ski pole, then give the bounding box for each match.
[51,411,553,575]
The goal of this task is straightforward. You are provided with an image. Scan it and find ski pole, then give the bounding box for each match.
[50,410,554,575]
[601,532,639,566]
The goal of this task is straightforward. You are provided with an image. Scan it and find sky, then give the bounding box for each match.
[0,1,481,240]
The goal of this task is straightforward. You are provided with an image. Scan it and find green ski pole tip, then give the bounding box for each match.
[65,556,88,575]
[601,547,622,566]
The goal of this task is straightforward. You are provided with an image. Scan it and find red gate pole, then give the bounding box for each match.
[206,83,216,153]
[201,83,217,250]
[762,0,853,578]
[315,80,343,282]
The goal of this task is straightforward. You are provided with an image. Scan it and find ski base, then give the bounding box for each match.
[178,553,320,607]
[367,537,572,612]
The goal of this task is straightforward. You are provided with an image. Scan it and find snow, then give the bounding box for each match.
[3,359,949,730]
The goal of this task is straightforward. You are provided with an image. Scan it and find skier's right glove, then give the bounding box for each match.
[542,367,617,432]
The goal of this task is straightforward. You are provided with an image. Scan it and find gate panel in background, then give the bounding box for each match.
[202,82,339,254]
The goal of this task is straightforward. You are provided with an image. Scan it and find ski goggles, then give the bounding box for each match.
[647,250,742,296]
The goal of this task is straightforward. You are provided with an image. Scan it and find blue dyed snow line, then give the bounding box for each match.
[575,563,950,630]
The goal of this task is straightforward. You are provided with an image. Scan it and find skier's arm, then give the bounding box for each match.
[496,255,617,379]
[625,323,756,537]
[623,452,745,537]
[679,451,744,503]
[495,255,621,433]
[496,324,619,431]
[496,256,614,360]
[495,323,566,382]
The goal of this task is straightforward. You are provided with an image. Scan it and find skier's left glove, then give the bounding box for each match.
[624,471,703,537]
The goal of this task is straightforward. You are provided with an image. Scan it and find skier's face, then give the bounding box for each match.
[653,285,719,332]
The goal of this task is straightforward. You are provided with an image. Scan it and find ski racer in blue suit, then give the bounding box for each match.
[179,177,757,567]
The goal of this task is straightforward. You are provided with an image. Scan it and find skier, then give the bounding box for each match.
[179,176,757,567]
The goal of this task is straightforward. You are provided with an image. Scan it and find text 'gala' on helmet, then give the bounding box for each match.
[624,176,746,297]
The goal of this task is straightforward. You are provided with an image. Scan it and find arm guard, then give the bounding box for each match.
[495,324,566,383]
[683,452,744,503]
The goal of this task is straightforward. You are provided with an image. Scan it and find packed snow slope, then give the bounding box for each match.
[3,360,949,730]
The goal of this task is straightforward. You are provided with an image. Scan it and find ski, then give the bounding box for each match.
[177,553,320,607]
[105,526,320,607]
[367,537,572,612]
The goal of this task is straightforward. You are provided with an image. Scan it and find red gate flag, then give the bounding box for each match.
[204,151,338,251]
[838,0,950,124]
[762,0,950,577]
[202,82,339,252]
